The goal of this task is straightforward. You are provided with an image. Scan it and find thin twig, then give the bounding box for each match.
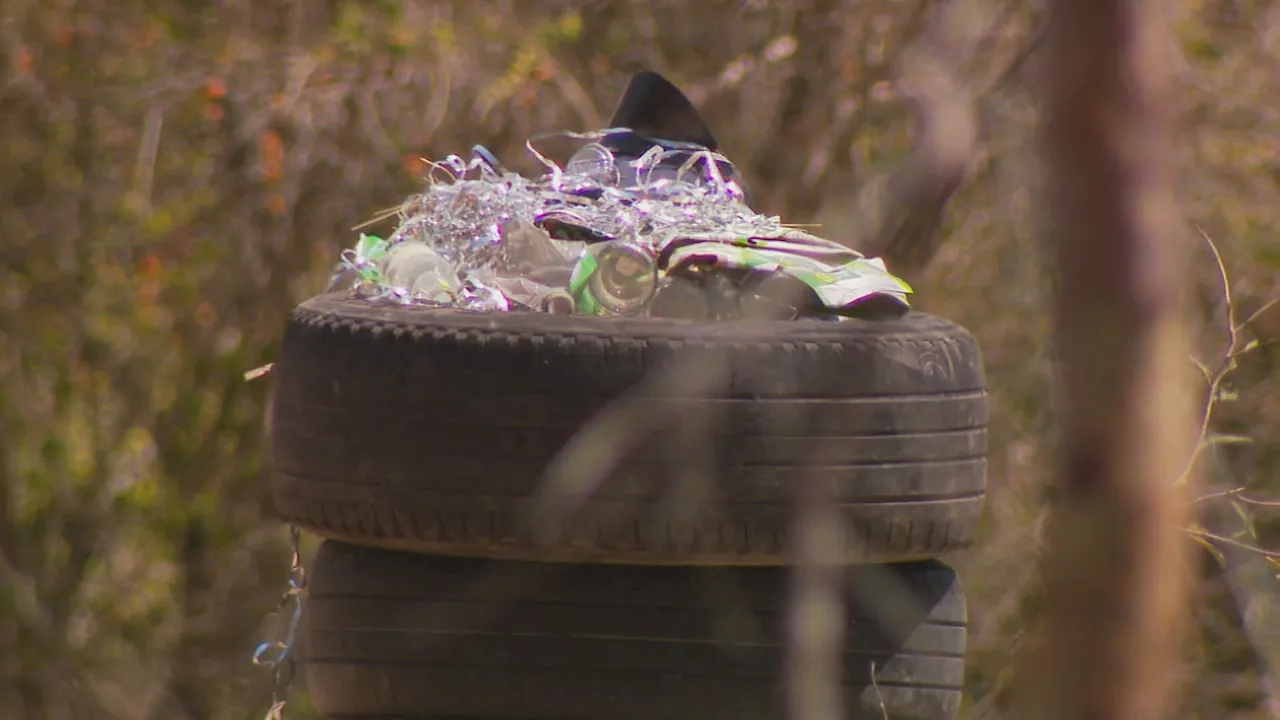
[1191,487,1280,508]
[787,448,848,720]
[1183,229,1235,472]
[1175,228,1275,486]
[869,661,891,720]
[1199,224,1236,335]
[1235,298,1279,348]
[1189,487,1246,505]
[1186,527,1280,561]
[1237,495,1280,508]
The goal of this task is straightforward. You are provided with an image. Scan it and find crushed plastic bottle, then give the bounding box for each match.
[380,242,462,303]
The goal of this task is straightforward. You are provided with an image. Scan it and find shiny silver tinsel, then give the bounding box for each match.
[333,130,820,311]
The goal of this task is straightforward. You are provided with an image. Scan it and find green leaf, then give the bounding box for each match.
[1184,37,1225,62]
[557,11,583,40]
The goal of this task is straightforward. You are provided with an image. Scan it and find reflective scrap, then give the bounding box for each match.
[329,130,913,319]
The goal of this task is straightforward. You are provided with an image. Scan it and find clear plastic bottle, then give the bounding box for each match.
[380,242,461,303]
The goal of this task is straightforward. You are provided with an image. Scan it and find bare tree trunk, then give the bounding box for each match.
[1010,1,1195,719]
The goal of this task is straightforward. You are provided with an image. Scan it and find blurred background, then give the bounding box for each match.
[1,1,1277,718]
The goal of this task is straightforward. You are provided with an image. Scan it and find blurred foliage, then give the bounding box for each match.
[0,1,1276,719]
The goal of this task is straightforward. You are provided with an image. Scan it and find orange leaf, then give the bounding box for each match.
[138,253,163,279]
[267,194,287,215]
[195,302,217,327]
[260,131,285,182]
[204,77,228,100]
[402,154,429,176]
[15,47,33,77]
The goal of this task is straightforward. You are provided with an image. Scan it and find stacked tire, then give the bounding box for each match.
[268,293,987,720]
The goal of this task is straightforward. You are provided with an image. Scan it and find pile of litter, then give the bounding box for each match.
[327,130,913,321]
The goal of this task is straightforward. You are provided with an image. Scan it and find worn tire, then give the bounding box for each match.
[303,540,968,720]
[269,294,987,565]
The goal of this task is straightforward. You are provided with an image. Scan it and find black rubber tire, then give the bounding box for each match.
[269,294,987,565]
[302,540,968,720]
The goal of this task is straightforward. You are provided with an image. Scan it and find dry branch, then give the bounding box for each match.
[854,4,977,274]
